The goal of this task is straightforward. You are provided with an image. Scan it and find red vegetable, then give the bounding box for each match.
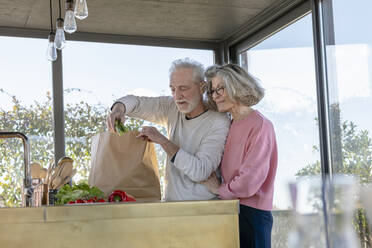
[109,190,126,202]
[97,198,105,203]
[75,199,84,204]
[108,190,136,202]
[126,194,136,202]
[68,201,75,204]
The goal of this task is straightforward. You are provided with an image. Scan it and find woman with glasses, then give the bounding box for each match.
[201,64,278,248]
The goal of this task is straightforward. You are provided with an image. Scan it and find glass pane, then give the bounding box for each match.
[62,41,214,192]
[327,0,372,179]
[239,14,319,247]
[326,0,372,246]
[0,36,54,207]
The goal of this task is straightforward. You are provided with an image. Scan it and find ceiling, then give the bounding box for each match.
[0,0,280,42]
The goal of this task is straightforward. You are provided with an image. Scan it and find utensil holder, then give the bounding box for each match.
[32,182,48,207]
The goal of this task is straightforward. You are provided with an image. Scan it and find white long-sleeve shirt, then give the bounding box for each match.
[116,95,230,201]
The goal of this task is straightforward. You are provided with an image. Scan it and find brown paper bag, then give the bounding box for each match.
[88,131,161,201]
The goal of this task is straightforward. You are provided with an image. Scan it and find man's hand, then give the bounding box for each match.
[107,103,126,132]
[201,172,221,195]
[137,126,167,144]
[137,126,180,158]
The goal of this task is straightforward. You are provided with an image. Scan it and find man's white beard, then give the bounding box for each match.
[175,97,199,114]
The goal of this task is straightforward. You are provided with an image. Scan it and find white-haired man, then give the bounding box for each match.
[107,58,230,201]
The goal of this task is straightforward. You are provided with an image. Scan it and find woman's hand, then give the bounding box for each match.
[201,172,221,195]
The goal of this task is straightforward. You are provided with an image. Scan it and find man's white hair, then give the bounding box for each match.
[169,58,205,84]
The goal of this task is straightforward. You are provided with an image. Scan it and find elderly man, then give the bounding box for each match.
[107,58,230,201]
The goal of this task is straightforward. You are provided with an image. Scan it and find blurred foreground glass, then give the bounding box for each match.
[328,175,359,248]
[289,176,327,247]
[289,175,359,248]
[360,185,372,233]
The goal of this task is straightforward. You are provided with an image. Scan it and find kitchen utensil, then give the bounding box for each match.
[51,176,62,190]
[40,168,48,179]
[30,163,41,179]
[56,169,77,189]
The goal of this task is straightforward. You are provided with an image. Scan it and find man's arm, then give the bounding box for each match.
[111,102,126,112]
[159,137,179,159]
[114,95,174,126]
[172,118,230,182]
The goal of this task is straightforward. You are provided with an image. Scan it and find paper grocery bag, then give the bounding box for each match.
[88,131,161,201]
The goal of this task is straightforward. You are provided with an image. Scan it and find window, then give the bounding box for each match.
[326,0,372,180]
[325,0,372,246]
[0,36,54,207]
[62,41,214,190]
[239,14,319,247]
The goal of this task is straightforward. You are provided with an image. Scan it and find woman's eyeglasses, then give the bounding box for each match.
[207,86,225,97]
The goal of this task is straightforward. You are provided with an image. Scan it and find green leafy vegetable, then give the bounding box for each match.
[55,182,104,205]
[114,119,137,136]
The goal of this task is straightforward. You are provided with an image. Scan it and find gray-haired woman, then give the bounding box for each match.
[201,64,278,248]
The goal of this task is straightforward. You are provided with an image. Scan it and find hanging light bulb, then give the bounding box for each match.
[55,18,66,49]
[74,0,88,20]
[46,32,57,61]
[64,0,77,33]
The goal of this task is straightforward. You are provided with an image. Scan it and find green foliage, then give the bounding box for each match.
[295,161,322,178]
[0,89,164,207]
[64,100,105,181]
[296,121,372,184]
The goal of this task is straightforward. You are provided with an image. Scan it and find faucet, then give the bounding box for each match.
[0,132,33,207]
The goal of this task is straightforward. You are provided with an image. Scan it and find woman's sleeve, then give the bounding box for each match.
[218,123,275,199]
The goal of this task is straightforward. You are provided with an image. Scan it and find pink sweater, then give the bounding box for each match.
[218,110,278,211]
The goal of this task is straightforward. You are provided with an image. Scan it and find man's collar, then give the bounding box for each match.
[185,109,208,120]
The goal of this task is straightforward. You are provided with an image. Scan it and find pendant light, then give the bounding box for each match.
[74,0,88,20]
[55,0,66,50]
[64,0,77,34]
[45,0,89,60]
[46,0,57,61]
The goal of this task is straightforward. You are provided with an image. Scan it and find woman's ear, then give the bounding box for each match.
[200,81,207,93]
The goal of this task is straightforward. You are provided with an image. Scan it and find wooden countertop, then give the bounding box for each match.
[0,200,240,248]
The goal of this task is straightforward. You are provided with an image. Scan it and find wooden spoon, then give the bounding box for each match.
[60,162,73,180]
[40,168,48,180]
[30,163,41,179]
[51,176,62,190]
[56,169,77,190]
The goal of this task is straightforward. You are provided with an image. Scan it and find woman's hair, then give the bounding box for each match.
[204,64,265,110]
[169,58,205,85]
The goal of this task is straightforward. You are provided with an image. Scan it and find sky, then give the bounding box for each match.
[1,0,371,209]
